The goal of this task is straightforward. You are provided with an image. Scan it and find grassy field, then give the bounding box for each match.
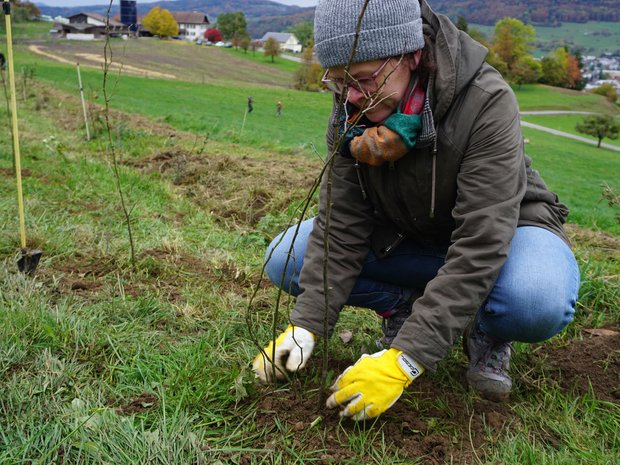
[15,37,298,87]
[514,84,619,114]
[522,114,620,148]
[10,38,330,157]
[220,46,303,74]
[0,23,619,464]
[471,21,620,56]
[522,127,620,235]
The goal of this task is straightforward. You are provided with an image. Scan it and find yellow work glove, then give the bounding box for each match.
[252,324,316,383]
[349,125,409,167]
[326,348,424,420]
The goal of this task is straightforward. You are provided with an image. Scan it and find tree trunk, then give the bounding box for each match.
[597,137,602,148]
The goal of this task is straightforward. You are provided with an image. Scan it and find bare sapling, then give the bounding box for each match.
[247,0,394,410]
[102,1,136,270]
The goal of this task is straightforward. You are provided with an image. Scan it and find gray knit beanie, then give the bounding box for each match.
[314,0,424,69]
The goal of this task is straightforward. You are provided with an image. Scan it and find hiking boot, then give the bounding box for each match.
[376,300,413,349]
[463,319,513,402]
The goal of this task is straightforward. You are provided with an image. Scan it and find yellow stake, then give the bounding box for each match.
[4,2,27,250]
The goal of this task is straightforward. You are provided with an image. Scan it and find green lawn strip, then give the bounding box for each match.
[0,19,51,40]
[522,126,620,236]
[487,389,620,464]
[13,47,332,157]
[514,84,618,114]
[219,46,302,74]
[521,114,620,148]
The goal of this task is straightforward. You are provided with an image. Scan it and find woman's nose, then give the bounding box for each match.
[346,86,367,107]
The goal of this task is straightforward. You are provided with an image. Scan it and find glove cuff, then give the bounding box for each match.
[285,324,316,342]
[394,349,424,383]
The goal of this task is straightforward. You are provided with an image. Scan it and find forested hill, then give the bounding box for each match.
[432,0,619,25]
[36,0,619,35]
[36,0,309,18]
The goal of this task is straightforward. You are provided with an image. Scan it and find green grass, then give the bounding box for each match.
[514,84,618,113]
[0,18,51,40]
[0,29,618,464]
[471,21,620,57]
[220,46,302,74]
[522,114,620,147]
[522,126,620,235]
[13,47,332,156]
[531,21,620,56]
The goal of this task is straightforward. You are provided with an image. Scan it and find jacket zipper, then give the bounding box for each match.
[354,160,368,200]
[429,136,438,218]
[383,232,405,255]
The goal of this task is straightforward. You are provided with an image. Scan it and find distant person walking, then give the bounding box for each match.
[276,100,283,116]
[247,96,253,113]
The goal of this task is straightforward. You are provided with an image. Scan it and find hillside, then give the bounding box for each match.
[35,0,314,37]
[432,0,619,25]
[36,0,620,32]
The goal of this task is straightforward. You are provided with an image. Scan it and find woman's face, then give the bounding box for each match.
[326,51,421,123]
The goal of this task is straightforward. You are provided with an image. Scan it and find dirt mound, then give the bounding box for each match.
[129,148,320,230]
[251,367,513,464]
[540,331,620,402]
[248,330,620,462]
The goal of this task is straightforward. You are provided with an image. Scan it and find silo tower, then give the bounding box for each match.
[120,0,138,31]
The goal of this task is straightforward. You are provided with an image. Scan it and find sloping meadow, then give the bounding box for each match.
[0,76,618,464]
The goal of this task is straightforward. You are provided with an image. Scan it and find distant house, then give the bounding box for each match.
[55,12,125,39]
[259,32,302,53]
[170,11,210,41]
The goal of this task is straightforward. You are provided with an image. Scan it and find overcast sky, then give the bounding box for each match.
[36,0,318,7]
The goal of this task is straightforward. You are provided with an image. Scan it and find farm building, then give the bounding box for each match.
[170,11,210,41]
[259,32,302,53]
[54,13,126,39]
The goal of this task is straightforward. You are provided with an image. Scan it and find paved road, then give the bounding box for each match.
[280,53,303,63]
[520,120,620,152]
[520,111,600,116]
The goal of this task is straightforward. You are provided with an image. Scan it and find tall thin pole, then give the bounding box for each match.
[76,62,91,140]
[4,1,27,250]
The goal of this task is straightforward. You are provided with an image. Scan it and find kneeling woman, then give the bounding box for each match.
[253,0,579,421]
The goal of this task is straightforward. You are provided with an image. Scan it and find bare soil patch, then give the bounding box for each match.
[116,393,159,415]
[28,45,177,79]
[127,148,320,230]
[566,223,620,260]
[540,331,620,402]
[25,39,293,87]
[248,329,620,462]
[42,245,263,304]
[0,168,32,177]
[250,363,513,464]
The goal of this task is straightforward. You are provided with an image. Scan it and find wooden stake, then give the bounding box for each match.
[76,62,91,140]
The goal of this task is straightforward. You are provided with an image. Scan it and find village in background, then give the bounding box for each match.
[44,1,304,55]
[21,0,619,98]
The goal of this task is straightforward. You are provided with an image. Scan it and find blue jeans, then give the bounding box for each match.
[265,219,580,343]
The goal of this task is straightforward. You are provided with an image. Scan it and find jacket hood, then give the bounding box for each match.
[420,0,488,122]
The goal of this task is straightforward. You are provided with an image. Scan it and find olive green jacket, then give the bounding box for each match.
[290,0,568,370]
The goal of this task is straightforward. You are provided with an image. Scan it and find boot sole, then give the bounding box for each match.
[466,370,512,402]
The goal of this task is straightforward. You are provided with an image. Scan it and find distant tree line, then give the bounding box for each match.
[431,0,619,26]
[0,0,40,23]
[457,16,586,91]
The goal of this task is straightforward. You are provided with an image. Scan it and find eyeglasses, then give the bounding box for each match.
[321,57,393,96]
